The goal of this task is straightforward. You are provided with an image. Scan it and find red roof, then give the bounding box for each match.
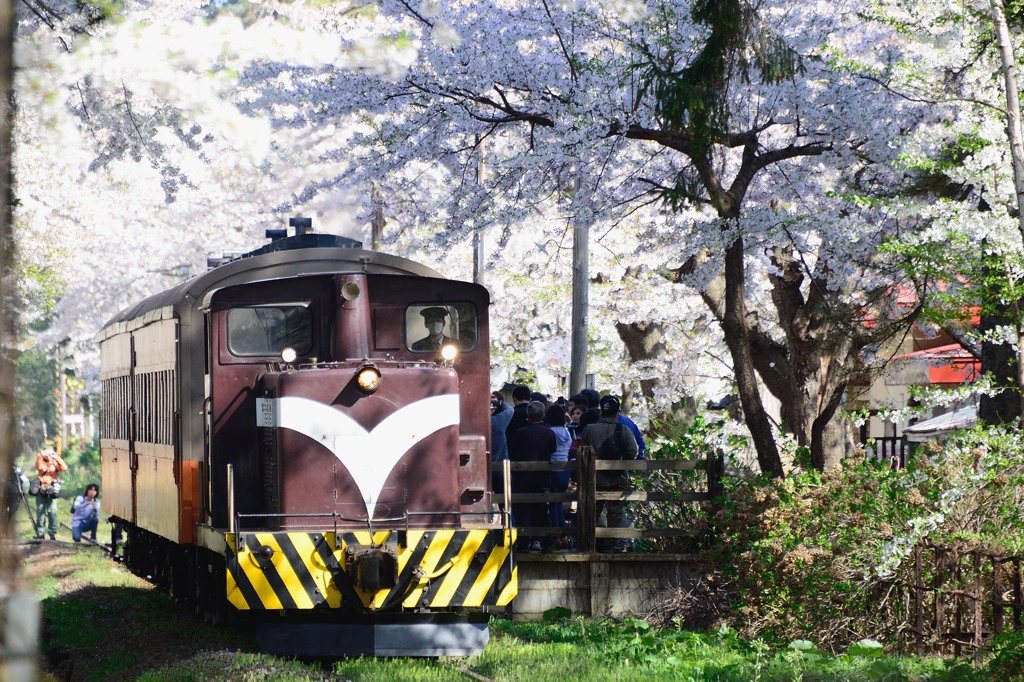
[894,343,980,384]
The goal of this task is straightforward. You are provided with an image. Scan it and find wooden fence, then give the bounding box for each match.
[892,544,1024,656]
[492,445,723,553]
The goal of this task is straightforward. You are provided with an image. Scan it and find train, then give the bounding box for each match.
[96,221,517,656]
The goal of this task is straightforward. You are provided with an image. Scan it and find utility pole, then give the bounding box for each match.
[59,365,67,449]
[569,176,590,396]
[473,135,485,285]
[370,182,385,251]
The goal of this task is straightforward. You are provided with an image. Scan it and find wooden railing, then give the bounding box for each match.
[890,544,1024,656]
[492,445,723,553]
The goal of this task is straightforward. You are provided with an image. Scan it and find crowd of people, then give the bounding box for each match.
[491,386,645,553]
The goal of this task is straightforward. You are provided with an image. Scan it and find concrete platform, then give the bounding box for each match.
[505,552,702,619]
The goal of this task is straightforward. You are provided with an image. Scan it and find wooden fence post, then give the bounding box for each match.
[915,546,923,657]
[935,547,946,656]
[994,556,1004,637]
[577,445,596,553]
[1015,557,1022,629]
[706,447,724,502]
[974,552,982,654]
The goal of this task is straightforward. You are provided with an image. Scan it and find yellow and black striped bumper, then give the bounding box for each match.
[225,528,517,612]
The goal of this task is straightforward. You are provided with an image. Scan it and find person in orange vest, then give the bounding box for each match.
[34,443,67,540]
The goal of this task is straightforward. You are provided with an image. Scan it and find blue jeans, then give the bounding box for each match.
[72,515,98,543]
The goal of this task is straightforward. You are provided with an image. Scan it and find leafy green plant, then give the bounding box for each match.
[630,416,725,553]
[713,421,1024,654]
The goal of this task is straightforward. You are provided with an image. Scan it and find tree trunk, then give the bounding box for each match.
[978,306,1020,423]
[614,320,665,398]
[721,238,784,477]
[1,0,40,678]
[990,0,1024,418]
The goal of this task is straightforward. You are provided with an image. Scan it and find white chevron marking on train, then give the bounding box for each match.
[262,394,461,519]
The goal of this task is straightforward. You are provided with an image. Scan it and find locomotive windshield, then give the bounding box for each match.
[406,303,478,353]
[227,304,313,357]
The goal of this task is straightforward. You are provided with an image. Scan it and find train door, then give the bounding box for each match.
[206,278,332,528]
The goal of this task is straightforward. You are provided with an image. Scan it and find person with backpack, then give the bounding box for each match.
[34,444,67,540]
[71,483,101,544]
[579,395,637,553]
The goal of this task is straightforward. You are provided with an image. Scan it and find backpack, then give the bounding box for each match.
[597,424,628,460]
[596,423,631,489]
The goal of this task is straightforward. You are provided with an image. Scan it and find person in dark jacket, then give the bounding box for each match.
[509,401,555,552]
[6,463,28,528]
[490,395,514,496]
[411,306,459,351]
[579,395,637,553]
[504,384,532,443]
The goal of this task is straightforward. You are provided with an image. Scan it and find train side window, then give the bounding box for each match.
[227,305,313,357]
[405,303,477,353]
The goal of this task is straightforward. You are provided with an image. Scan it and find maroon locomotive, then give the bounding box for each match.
[97,225,516,656]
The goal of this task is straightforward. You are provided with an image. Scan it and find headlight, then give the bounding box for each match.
[281,347,297,363]
[356,365,382,394]
[440,344,459,362]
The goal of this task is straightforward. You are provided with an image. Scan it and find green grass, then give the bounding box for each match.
[18,504,992,682]
[172,616,984,682]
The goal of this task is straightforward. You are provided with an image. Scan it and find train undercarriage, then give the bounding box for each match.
[112,518,516,656]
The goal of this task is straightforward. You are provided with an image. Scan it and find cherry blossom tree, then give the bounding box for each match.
[12,0,969,475]
[12,1,377,355]
[856,0,1024,424]
[252,0,935,472]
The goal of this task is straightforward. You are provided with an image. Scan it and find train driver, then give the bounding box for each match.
[411,306,460,352]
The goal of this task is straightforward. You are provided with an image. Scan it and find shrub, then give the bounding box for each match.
[711,421,1024,653]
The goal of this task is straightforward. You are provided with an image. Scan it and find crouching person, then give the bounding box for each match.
[71,484,100,544]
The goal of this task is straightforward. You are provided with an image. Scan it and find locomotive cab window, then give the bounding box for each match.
[228,304,313,357]
[406,303,478,353]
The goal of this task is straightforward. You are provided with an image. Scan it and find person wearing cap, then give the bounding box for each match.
[579,395,638,553]
[411,306,459,352]
[578,392,645,459]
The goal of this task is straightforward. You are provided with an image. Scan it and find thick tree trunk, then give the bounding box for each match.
[615,320,666,400]
[784,337,853,470]
[679,242,856,473]
[721,238,784,477]
[978,308,1020,423]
